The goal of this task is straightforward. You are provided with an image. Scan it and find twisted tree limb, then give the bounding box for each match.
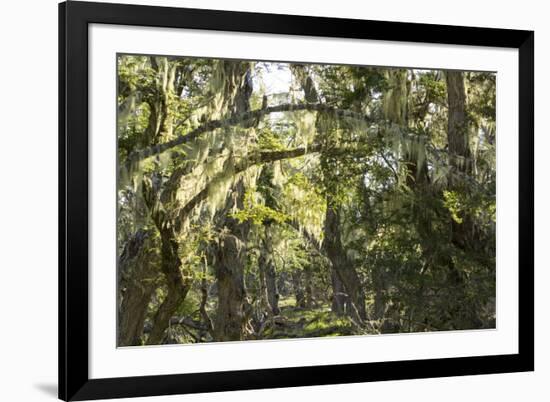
[175,144,322,225]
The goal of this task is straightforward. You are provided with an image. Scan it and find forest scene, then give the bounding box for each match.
[117,54,496,346]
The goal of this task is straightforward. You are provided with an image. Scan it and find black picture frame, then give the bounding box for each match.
[59,1,534,400]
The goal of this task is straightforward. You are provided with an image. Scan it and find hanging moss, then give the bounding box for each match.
[383,69,408,125]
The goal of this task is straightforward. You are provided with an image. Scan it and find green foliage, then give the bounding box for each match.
[230,190,289,225]
[443,190,464,224]
[258,128,286,151]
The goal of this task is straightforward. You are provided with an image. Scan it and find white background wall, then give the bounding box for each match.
[0,0,545,401]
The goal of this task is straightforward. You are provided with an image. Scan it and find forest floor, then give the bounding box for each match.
[263,296,358,339]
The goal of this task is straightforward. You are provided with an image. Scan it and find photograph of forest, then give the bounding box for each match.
[117,54,496,346]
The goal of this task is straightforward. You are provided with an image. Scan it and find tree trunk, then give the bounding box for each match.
[446,71,473,251]
[445,73,471,269]
[118,229,158,346]
[265,256,280,315]
[143,57,179,146]
[372,270,388,321]
[258,224,280,316]
[212,179,251,341]
[146,227,192,345]
[291,270,306,308]
[330,269,346,316]
[132,58,188,345]
[210,61,256,341]
[212,234,248,341]
[119,58,182,346]
[446,71,471,180]
[290,64,319,103]
[291,66,354,317]
[304,266,314,308]
[293,65,366,321]
[258,254,270,313]
[324,204,367,322]
[444,71,486,329]
[199,257,214,339]
[139,172,194,345]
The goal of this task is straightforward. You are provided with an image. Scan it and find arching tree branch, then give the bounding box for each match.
[121,103,374,172]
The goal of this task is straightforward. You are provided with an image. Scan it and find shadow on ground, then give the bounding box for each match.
[34,383,57,398]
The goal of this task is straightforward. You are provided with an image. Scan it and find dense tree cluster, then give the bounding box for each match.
[117,55,496,345]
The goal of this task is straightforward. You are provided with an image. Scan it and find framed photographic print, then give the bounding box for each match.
[59,1,534,400]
